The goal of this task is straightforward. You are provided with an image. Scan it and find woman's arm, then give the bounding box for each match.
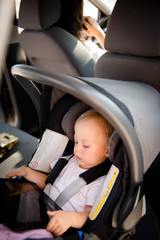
[46,206,92,236]
[6,167,47,189]
[83,16,105,49]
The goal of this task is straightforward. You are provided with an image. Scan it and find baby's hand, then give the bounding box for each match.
[46,210,72,236]
[6,167,28,179]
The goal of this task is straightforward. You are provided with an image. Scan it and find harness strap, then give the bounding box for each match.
[45,155,73,184]
[55,178,87,208]
[44,158,112,209]
[79,158,112,184]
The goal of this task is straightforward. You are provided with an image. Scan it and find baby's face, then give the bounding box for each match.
[74,118,108,169]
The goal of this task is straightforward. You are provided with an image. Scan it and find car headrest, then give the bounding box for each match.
[105,0,160,57]
[18,0,61,30]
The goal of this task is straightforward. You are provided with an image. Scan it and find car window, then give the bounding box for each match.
[15,0,21,18]
[83,0,99,20]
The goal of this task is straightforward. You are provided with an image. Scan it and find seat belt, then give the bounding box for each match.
[44,157,112,210]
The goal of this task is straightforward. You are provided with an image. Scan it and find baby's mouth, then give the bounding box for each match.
[76,155,82,161]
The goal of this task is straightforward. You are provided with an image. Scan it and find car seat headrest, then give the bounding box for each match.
[105,0,160,57]
[108,130,121,161]
[62,102,120,161]
[18,0,61,30]
[62,102,91,141]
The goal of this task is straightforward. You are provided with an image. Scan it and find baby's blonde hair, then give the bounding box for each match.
[75,109,114,141]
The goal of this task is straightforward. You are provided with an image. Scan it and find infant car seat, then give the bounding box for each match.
[9,63,160,240]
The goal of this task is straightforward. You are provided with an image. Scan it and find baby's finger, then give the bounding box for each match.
[46,217,58,232]
[47,210,56,216]
[6,171,17,179]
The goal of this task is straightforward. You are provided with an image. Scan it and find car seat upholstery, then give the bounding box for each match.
[95,0,160,92]
[18,0,96,77]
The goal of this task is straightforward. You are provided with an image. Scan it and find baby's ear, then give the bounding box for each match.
[105,146,109,158]
[105,152,109,158]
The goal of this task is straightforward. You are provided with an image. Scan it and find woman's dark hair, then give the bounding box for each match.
[56,0,84,40]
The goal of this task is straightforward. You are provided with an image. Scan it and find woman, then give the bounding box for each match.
[56,0,105,59]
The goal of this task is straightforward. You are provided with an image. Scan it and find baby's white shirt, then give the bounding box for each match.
[44,156,106,212]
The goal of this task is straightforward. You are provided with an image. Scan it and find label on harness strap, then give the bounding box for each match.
[89,165,119,220]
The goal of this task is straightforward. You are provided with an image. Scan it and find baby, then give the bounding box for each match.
[6,109,114,238]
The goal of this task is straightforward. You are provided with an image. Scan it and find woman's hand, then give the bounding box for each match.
[83,16,105,49]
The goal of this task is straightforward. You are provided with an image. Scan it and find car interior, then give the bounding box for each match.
[7,55,160,240]
[18,0,96,77]
[0,0,160,239]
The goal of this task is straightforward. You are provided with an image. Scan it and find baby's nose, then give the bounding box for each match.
[74,143,81,153]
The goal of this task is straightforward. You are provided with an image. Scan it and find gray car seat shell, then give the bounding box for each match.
[12,64,160,175]
[11,64,160,237]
